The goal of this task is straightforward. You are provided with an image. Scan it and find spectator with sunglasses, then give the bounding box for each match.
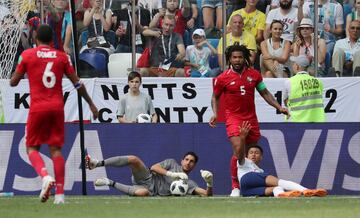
[332,20,360,76]
[293,18,326,76]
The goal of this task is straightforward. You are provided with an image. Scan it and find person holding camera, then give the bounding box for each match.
[81,0,114,53]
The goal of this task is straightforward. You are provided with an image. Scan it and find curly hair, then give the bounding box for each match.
[225,42,251,68]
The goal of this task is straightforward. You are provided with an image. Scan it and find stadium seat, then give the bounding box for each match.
[196,0,203,28]
[108,53,141,77]
[81,30,88,47]
[184,66,191,77]
[209,55,219,69]
[104,30,117,48]
[354,67,360,77]
[208,38,219,49]
[207,38,219,69]
[79,49,108,77]
[325,51,332,74]
[343,3,352,29]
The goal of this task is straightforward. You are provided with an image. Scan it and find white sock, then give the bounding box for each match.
[273,186,285,197]
[278,179,306,191]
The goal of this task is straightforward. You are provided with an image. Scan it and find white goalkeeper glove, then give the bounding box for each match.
[166,171,188,180]
[200,170,213,187]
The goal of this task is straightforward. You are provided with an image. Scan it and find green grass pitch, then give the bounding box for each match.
[1,196,359,218]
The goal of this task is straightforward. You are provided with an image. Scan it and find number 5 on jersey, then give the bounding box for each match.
[42,62,56,88]
[240,85,245,95]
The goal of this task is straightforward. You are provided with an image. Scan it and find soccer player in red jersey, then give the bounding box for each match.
[209,43,289,197]
[10,25,99,204]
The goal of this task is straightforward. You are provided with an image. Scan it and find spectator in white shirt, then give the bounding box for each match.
[332,20,360,76]
[270,0,299,9]
[264,0,304,41]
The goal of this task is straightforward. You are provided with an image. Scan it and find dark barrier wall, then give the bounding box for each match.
[0,123,359,195]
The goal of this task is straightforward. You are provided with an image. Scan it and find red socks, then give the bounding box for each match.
[52,155,65,195]
[28,151,65,194]
[28,150,48,178]
[230,155,240,189]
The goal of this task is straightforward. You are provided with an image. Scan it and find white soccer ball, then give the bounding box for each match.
[136,113,151,123]
[170,180,189,196]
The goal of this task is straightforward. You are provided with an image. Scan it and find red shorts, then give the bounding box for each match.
[226,119,260,144]
[25,110,64,147]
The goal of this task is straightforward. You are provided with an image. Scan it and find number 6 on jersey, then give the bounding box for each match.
[42,62,56,88]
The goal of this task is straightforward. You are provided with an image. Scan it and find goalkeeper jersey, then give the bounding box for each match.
[152,159,198,196]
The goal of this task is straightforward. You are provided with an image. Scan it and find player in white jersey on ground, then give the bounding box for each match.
[238,121,328,197]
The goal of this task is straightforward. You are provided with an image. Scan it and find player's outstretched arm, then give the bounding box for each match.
[67,73,99,120]
[259,88,290,116]
[238,121,251,165]
[150,163,188,180]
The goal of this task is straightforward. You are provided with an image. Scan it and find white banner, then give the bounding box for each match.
[1,77,360,123]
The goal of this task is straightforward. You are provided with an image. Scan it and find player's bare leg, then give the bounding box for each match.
[49,146,65,204]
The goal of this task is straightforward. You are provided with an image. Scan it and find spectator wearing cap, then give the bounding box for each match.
[184,28,217,77]
[302,0,343,56]
[293,18,327,76]
[332,20,360,76]
[282,55,326,122]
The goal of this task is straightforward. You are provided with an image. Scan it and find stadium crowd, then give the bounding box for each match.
[12,0,360,78]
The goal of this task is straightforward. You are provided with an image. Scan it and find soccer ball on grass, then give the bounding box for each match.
[170,180,189,196]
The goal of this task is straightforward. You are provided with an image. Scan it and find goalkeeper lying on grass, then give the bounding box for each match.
[86,151,213,196]
[237,121,327,197]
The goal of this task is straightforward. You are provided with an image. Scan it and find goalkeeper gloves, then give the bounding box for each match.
[200,170,213,187]
[166,171,188,180]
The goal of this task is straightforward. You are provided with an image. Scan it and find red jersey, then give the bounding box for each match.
[16,45,75,113]
[213,68,263,122]
[159,10,186,36]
